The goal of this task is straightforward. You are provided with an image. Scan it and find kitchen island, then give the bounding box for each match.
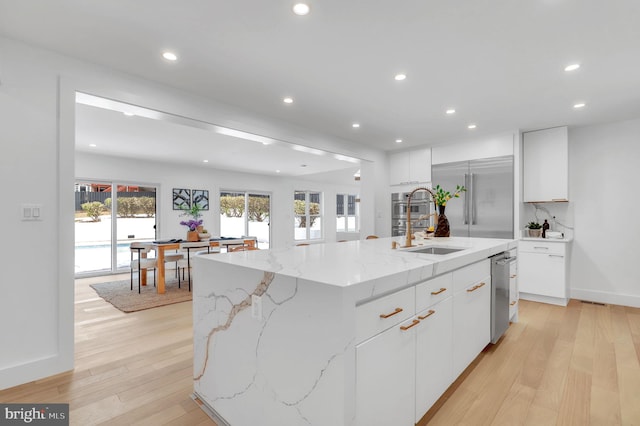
[192,236,517,426]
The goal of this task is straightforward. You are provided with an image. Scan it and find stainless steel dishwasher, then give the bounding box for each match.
[490,251,517,344]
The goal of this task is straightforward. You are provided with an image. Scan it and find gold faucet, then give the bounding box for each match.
[405,187,436,248]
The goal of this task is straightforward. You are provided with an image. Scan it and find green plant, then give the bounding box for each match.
[526,221,542,229]
[294,199,320,228]
[81,201,105,222]
[248,195,270,222]
[116,197,138,217]
[181,202,203,220]
[432,184,466,206]
[137,197,156,217]
[220,195,245,218]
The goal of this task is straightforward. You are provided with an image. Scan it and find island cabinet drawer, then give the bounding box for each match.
[356,286,415,343]
[416,273,453,312]
[452,260,491,294]
[519,240,565,256]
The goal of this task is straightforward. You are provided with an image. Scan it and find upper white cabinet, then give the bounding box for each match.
[523,126,569,202]
[389,148,431,185]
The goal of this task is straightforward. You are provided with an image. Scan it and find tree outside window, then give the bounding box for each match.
[294,191,322,240]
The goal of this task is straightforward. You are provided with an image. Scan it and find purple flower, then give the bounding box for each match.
[180,219,203,231]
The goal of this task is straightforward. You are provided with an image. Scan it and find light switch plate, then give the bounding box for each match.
[21,204,43,221]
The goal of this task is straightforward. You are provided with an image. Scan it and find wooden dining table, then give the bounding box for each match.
[140,237,256,294]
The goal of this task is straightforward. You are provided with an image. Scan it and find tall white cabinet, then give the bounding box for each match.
[523,126,569,202]
[389,148,431,185]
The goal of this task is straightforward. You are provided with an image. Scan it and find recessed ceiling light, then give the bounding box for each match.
[395,139,403,143]
[89,144,97,148]
[468,124,477,129]
[162,51,178,61]
[300,164,307,167]
[276,169,281,173]
[292,3,310,15]
[564,63,580,72]
[283,97,294,104]
[352,123,360,128]
[573,103,586,109]
[203,159,209,163]
[446,109,456,115]
[394,74,407,81]
[123,112,135,117]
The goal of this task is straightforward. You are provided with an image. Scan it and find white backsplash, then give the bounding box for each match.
[522,202,574,239]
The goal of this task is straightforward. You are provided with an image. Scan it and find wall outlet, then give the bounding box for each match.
[251,295,262,320]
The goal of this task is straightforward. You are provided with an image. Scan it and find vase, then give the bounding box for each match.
[196,225,204,233]
[187,230,199,242]
[434,205,450,237]
[528,228,542,238]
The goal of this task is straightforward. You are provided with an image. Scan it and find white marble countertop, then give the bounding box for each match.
[520,236,573,242]
[198,236,517,289]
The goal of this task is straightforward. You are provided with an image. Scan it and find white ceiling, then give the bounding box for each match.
[2,0,640,157]
[75,94,363,177]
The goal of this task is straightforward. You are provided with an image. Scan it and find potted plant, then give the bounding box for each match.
[180,204,204,241]
[432,184,466,237]
[526,221,542,238]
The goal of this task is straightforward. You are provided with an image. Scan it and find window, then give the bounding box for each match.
[336,194,358,232]
[294,191,322,240]
[220,191,271,249]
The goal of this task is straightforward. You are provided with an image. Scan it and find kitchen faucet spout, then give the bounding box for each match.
[405,187,436,248]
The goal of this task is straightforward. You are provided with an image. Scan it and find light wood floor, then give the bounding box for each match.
[2,277,639,425]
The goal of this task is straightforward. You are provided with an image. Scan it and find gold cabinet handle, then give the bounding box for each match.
[467,282,486,293]
[510,301,517,306]
[400,319,420,331]
[418,310,435,320]
[431,288,447,295]
[510,274,517,279]
[380,307,403,319]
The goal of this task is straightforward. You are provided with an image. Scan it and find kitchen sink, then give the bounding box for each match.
[408,246,466,255]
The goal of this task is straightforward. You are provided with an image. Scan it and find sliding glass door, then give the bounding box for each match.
[220,191,270,249]
[74,180,157,275]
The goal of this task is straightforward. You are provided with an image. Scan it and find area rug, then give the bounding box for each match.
[90,279,192,313]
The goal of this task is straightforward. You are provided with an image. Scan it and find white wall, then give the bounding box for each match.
[0,36,387,390]
[567,118,640,307]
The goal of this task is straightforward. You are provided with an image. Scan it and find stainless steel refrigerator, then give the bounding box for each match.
[431,156,513,239]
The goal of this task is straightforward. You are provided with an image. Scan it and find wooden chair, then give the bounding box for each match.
[229,246,259,252]
[365,235,379,239]
[177,242,211,291]
[130,242,157,294]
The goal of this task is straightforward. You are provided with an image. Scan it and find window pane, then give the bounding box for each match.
[75,181,112,273]
[348,195,356,215]
[220,191,246,237]
[248,193,270,249]
[336,194,344,215]
[309,216,322,239]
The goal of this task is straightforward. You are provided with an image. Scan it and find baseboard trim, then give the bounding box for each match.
[570,288,640,308]
[191,392,231,426]
[0,354,72,391]
[519,293,568,306]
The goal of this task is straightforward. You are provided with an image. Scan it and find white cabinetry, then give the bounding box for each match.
[518,240,569,306]
[509,259,519,322]
[415,297,453,422]
[356,317,417,426]
[452,261,491,378]
[523,126,569,202]
[355,260,490,426]
[389,148,431,186]
[355,286,416,426]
